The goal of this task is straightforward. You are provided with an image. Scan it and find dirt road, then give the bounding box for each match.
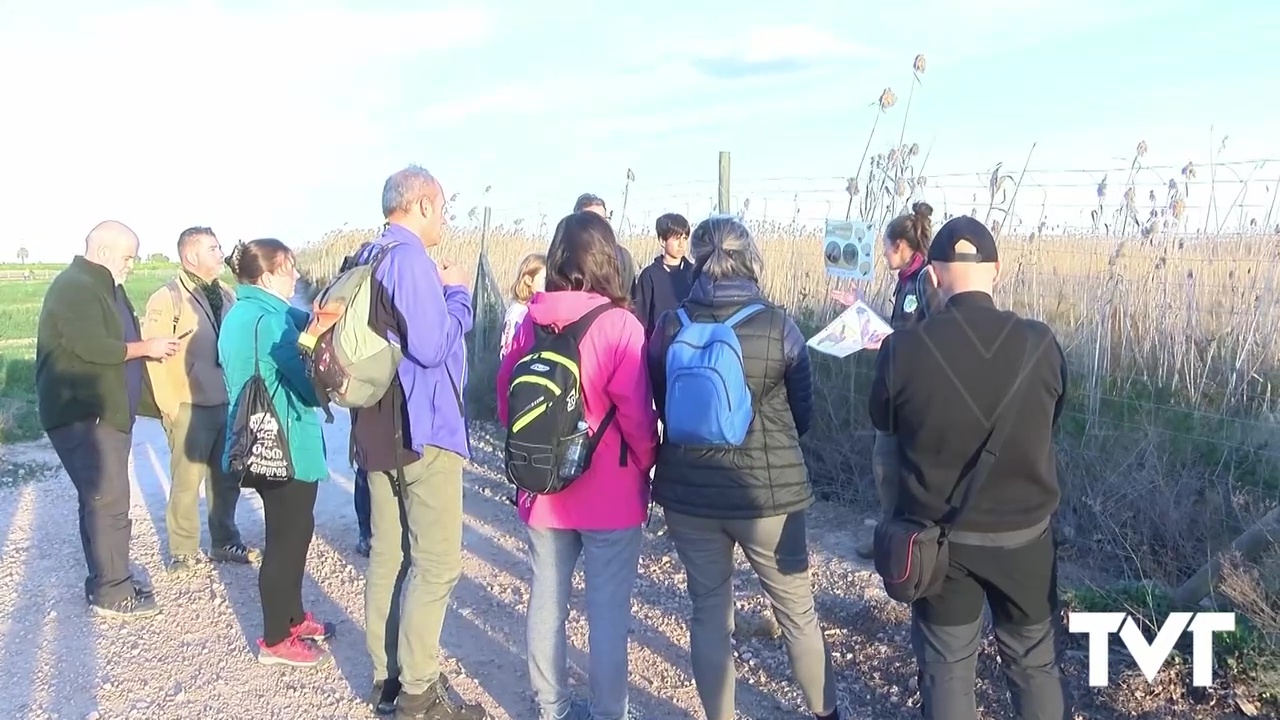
[0,417,1221,719]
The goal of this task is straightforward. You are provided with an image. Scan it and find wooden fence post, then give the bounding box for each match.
[1172,505,1280,606]
[718,151,731,215]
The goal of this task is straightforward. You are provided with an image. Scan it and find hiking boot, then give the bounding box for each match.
[357,536,372,558]
[91,593,162,619]
[369,678,402,716]
[290,612,336,642]
[211,543,260,564]
[168,554,204,574]
[256,636,331,668]
[394,675,490,719]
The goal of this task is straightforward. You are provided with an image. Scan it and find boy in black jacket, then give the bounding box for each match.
[633,212,694,337]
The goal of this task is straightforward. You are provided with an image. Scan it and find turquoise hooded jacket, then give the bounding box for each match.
[218,284,328,482]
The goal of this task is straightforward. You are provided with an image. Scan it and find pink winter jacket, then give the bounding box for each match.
[496,291,659,531]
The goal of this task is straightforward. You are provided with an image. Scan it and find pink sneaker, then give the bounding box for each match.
[290,612,335,641]
[256,636,331,667]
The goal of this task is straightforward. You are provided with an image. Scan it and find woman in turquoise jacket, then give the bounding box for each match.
[218,239,333,669]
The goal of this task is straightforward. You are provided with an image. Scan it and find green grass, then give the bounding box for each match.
[1066,580,1280,704]
[0,265,175,443]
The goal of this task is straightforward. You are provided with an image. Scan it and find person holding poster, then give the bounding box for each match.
[831,202,943,559]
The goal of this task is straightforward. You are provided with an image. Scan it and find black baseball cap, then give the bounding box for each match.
[928,216,998,263]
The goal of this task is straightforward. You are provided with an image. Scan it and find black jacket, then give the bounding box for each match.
[617,246,637,295]
[647,274,814,520]
[888,259,944,330]
[632,256,695,338]
[868,291,1067,533]
[36,257,159,433]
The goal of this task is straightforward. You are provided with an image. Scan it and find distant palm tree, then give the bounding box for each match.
[16,246,28,263]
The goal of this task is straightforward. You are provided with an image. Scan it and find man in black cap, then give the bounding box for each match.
[867,216,1071,719]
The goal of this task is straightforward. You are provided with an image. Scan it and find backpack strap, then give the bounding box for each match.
[938,332,1036,534]
[677,303,766,329]
[558,302,617,342]
[722,303,765,329]
[166,278,183,333]
[556,302,627,467]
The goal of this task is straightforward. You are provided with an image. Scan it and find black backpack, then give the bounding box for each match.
[504,303,621,495]
[226,317,295,490]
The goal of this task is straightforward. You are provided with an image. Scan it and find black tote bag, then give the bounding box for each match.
[226,317,295,489]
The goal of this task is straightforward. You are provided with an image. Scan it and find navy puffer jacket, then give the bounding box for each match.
[646,274,814,520]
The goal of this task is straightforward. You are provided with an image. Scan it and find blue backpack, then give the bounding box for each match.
[663,304,765,446]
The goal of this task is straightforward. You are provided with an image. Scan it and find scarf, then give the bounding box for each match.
[184,268,225,329]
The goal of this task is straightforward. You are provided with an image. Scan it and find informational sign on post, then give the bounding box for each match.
[822,219,876,281]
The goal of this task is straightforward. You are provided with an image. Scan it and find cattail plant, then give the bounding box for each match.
[1091,174,1109,233]
[846,87,897,220]
[618,168,636,233]
[891,54,928,213]
[842,177,859,221]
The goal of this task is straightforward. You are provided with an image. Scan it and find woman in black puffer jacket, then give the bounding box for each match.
[646,216,840,720]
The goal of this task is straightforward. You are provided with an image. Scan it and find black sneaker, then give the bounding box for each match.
[86,581,154,605]
[211,543,260,564]
[91,593,161,619]
[369,678,402,716]
[394,675,490,719]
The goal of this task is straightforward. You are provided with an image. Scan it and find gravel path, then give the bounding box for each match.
[0,417,1230,720]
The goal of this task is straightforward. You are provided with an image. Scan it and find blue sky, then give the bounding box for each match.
[2,0,1278,260]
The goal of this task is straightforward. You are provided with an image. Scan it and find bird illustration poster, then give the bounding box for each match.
[806,300,893,357]
[822,219,876,281]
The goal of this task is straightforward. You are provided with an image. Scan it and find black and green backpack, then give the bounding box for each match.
[504,303,622,496]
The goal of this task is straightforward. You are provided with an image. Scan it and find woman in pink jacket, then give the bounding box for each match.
[497,211,659,720]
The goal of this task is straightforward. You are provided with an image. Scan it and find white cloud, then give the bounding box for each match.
[417,83,551,126]
[0,4,494,258]
[734,25,872,64]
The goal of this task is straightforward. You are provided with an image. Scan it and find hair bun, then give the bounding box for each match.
[912,201,934,218]
[225,241,246,274]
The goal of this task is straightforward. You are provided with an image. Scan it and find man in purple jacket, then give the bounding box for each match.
[352,165,490,720]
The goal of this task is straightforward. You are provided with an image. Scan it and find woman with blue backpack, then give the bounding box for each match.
[646,216,840,720]
[830,202,941,559]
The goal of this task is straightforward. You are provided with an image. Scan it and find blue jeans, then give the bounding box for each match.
[526,525,642,720]
[354,468,371,541]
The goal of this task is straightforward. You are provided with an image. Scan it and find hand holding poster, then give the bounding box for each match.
[806,300,893,358]
[823,219,876,281]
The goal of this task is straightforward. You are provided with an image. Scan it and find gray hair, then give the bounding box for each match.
[381,164,438,219]
[690,215,764,282]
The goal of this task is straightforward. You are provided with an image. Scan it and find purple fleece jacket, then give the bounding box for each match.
[357,224,473,460]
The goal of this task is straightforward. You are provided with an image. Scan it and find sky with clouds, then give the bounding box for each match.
[1,0,1277,260]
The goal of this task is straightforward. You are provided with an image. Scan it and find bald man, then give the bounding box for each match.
[36,221,182,619]
[867,217,1070,718]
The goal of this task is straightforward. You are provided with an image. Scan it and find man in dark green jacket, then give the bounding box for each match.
[36,220,182,619]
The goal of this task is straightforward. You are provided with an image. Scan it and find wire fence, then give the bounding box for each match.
[295,154,1280,584]
[451,157,1280,242]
